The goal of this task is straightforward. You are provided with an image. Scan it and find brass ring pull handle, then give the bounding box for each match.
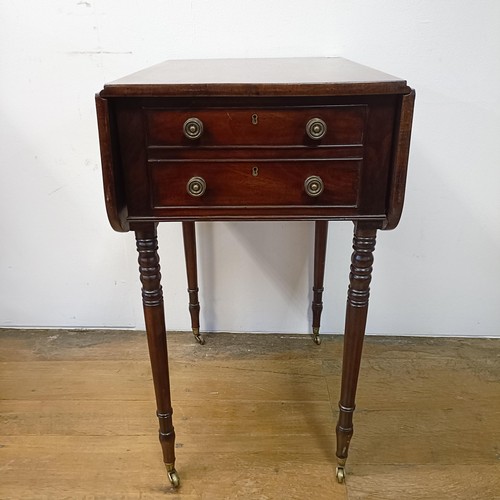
[306,118,327,140]
[186,176,206,197]
[183,117,204,140]
[304,175,324,197]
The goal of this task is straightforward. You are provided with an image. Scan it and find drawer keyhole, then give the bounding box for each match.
[252,166,259,176]
[251,114,258,125]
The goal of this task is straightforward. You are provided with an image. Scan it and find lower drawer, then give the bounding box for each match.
[148,160,360,208]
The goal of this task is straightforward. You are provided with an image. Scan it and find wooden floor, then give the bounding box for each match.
[1,329,499,499]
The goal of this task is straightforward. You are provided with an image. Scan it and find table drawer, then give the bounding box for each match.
[145,106,366,147]
[149,160,360,208]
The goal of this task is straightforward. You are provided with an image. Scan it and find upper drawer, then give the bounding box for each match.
[145,106,366,147]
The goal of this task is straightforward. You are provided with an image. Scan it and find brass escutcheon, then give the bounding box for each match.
[251,113,258,125]
[252,166,259,176]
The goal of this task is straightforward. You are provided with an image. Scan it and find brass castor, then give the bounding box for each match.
[312,327,322,345]
[336,465,345,484]
[166,465,180,488]
[192,328,205,345]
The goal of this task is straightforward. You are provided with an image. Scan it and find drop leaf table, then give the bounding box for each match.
[96,57,415,487]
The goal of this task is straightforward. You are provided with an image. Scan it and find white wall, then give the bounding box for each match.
[1,1,499,336]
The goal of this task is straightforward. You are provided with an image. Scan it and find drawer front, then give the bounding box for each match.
[146,106,366,147]
[149,161,360,208]
[114,96,398,220]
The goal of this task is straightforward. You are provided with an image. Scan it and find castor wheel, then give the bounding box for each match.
[167,468,180,488]
[193,328,205,345]
[312,327,321,345]
[336,466,345,484]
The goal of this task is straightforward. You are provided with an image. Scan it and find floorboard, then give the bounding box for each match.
[1,329,499,499]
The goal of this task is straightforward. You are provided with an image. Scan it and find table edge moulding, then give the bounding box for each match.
[95,57,415,489]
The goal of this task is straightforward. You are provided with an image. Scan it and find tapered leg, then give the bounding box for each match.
[335,222,377,483]
[312,220,329,345]
[182,221,204,344]
[135,223,179,488]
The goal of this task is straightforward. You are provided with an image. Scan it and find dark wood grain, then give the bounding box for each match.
[134,223,176,474]
[95,95,129,232]
[312,220,329,343]
[106,93,400,222]
[182,221,202,344]
[100,57,410,97]
[149,160,360,208]
[146,105,366,147]
[384,89,416,230]
[95,57,415,488]
[336,222,378,472]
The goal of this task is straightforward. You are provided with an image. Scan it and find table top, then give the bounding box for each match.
[100,57,410,97]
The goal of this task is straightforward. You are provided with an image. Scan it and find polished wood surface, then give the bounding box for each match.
[2,329,499,499]
[150,160,360,208]
[182,221,202,344]
[104,93,404,222]
[95,95,129,232]
[336,222,377,467]
[100,57,409,97]
[146,105,366,146]
[135,224,176,476]
[95,58,415,488]
[312,220,329,342]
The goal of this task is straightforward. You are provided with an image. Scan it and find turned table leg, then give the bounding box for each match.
[134,223,180,488]
[182,221,204,344]
[312,220,329,345]
[335,222,377,483]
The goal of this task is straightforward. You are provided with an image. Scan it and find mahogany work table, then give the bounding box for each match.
[96,57,415,487]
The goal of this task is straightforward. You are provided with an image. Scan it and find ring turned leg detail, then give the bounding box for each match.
[135,224,180,488]
[312,220,329,345]
[182,221,204,344]
[335,222,377,483]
